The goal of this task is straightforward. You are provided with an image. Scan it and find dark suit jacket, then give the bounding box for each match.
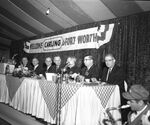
[23,63,32,70]
[44,65,56,73]
[127,104,150,125]
[43,65,56,77]
[32,65,43,75]
[101,64,125,92]
[53,64,63,74]
[66,66,80,74]
[80,64,99,80]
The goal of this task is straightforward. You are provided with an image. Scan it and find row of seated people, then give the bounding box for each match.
[16,54,125,91]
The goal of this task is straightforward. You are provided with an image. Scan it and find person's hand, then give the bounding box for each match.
[78,75,85,82]
[141,110,150,125]
[101,82,107,85]
[91,78,98,83]
[71,73,78,79]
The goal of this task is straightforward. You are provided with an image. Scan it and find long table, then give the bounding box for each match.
[0,74,122,125]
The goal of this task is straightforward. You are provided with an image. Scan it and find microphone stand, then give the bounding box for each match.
[56,69,65,125]
[56,64,69,125]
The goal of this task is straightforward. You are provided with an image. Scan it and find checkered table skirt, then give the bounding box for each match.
[39,81,116,120]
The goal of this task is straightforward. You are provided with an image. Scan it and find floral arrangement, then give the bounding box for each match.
[12,67,33,78]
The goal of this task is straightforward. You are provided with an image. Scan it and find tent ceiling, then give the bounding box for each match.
[0,0,150,49]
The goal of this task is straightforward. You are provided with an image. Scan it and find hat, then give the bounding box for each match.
[122,84,149,100]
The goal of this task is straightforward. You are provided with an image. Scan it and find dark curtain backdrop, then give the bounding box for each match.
[10,11,150,89]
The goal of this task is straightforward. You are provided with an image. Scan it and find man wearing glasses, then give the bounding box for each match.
[43,57,56,76]
[53,56,62,74]
[101,53,125,92]
[101,53,127,123]
[80,55,99,82]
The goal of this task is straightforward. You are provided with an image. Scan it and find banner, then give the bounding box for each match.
[24,24,114,53]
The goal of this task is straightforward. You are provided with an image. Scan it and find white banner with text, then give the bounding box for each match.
[24,24,114,53]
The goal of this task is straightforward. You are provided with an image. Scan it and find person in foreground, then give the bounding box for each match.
[122,84,150,125]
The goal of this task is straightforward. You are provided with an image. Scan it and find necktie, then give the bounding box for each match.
[47,67,49,71]
[56,66,59,71]
[34,66,36,70]
[106,68,111,81]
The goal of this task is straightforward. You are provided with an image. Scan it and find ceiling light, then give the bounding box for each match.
[46,8,50,15]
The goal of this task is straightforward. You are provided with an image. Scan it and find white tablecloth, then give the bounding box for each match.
[0,74,121,125]
[0,75,9,103]
[60,85,121,125]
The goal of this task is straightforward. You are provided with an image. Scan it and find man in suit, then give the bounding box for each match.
[31,57,43,75]
[43,57,56,75]
[122,84,150,125]
[101,53,127,123]
[53,56,62,74]
[101,53,125,92]
[80,55,99,82]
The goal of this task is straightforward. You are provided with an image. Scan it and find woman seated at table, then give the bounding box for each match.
[62,56,80,80]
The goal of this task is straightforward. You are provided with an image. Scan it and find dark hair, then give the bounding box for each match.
[84,55,94,60]
[105,53,116,59]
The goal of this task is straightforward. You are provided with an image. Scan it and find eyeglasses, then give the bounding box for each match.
[105,59,114,62]
[84,58,92,61]
[46,60,52,62]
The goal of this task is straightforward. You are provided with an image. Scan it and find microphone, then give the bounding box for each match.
[62,63,69,72]
[65,63,69,67]
[107,105,130,111]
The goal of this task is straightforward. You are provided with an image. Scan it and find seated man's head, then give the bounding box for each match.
[104,54,116,69]
[22,57,28,66]
[84,55,94,69]
[45,57,52,67]
[54,56,61,66]
[122,84,149,111]
[66,57,76,68]
[32,57,39,67]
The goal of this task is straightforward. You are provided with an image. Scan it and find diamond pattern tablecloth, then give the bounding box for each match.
[61,83,82,108]
[39,80,57,120]
[92,85,115,108]
[39,81,82,120]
